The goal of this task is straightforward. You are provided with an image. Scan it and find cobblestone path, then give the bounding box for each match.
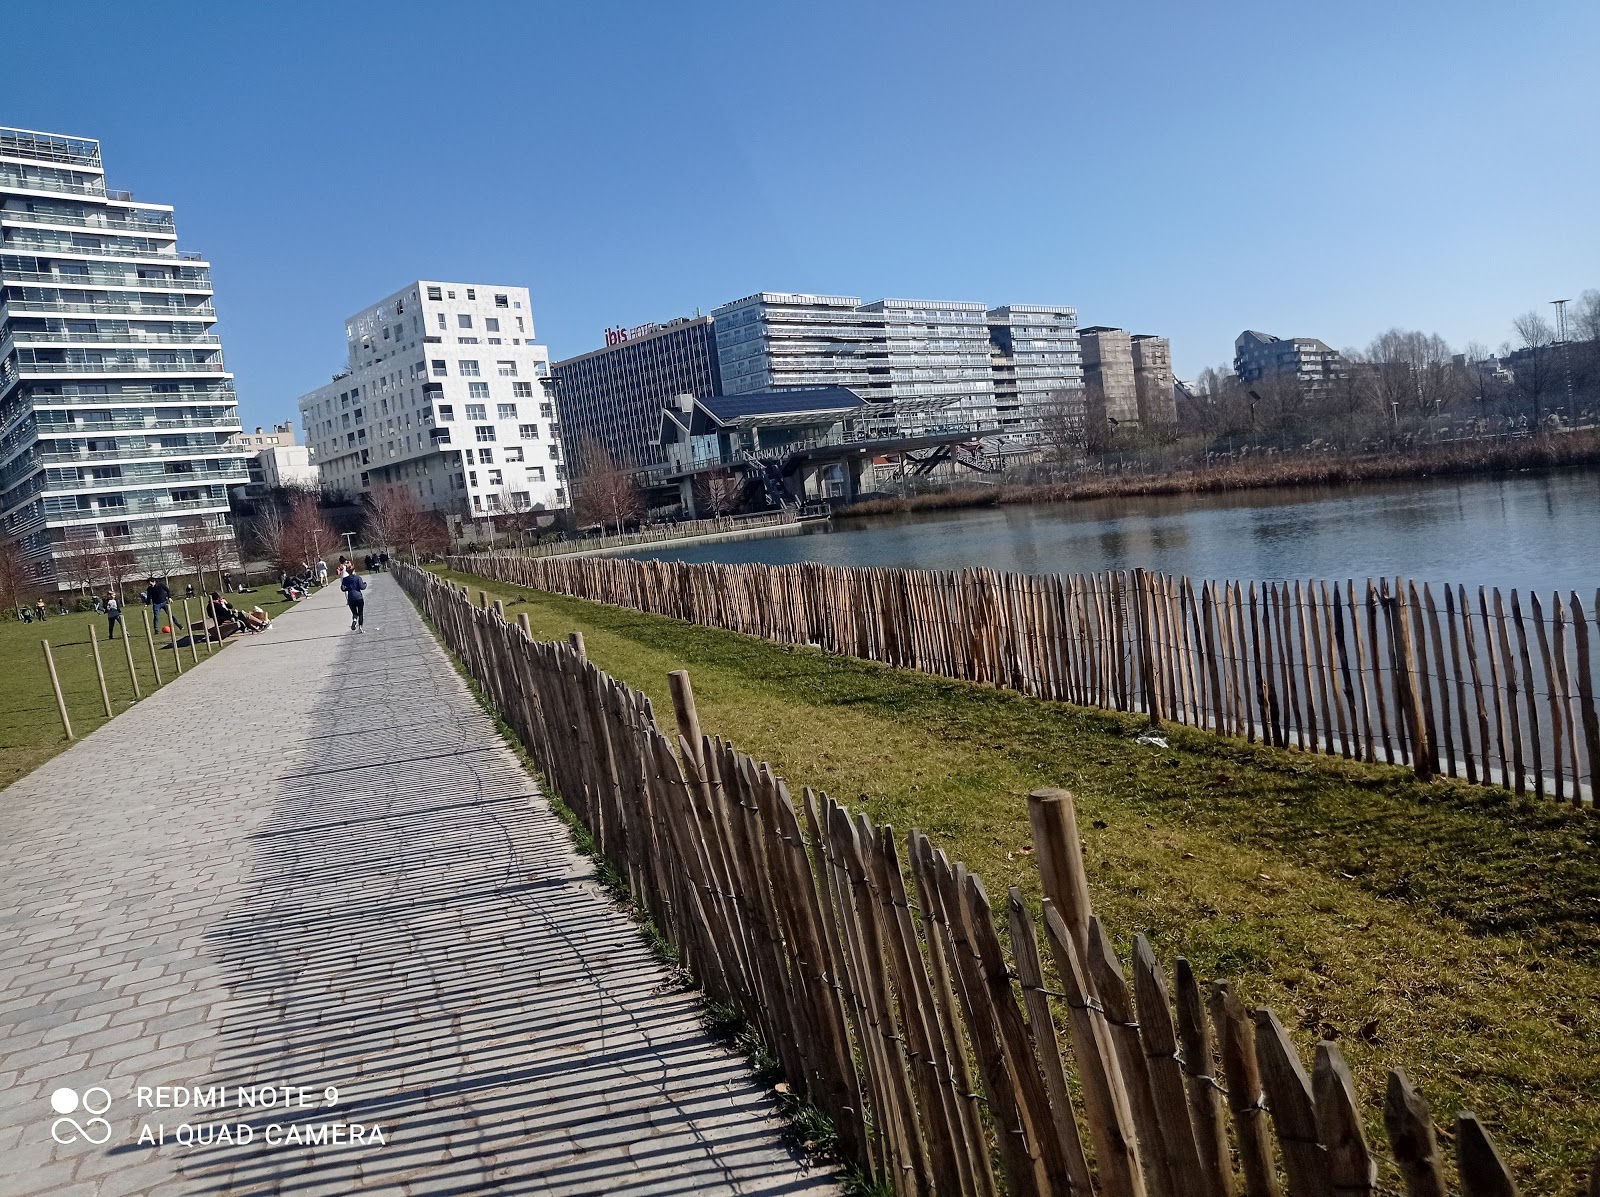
[0,576,833,1196]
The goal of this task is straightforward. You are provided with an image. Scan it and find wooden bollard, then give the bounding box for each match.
[668,669,704,774]
[120,611,141,699]
[42,639,73,740]
[182,597,199,664]
[568,630,586,662]
[478,590,488,609]
[1027,787,1095,958]
[144,610,162,684]
[493,599,504,620]
[89,625,113,719]
[517,612,531,635]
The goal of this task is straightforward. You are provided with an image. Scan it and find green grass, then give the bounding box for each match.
[433,566,1600,1193]
[0,585,301,789]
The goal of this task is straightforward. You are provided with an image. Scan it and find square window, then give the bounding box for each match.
[464,403,486,420]
[466,288,476,300]
[458,360,480,376]
[496,360,517,377]
[487,469,502,485]
[484,318,500,333]
[495,294,509,307]
[467,382,490,399]
[458,314,473,329]
[475,425,497,443]
[427,286,442,300]
[438,404,454,421]
[431,359,447,376]
[504,445,524,462]
[530,465,545,481]
[497,403,517,420]
[518,423,539,439]
[478,448,494,463]
[512,381,533,397]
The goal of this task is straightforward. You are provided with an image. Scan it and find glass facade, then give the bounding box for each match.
[549,317,722,472]
[0,127,247,589]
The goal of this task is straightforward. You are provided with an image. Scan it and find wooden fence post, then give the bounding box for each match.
[144,609,162,685]
[1027,787,1093,958]
[89,626,113,719]
[120,612,141,699]
[42,639,73,740]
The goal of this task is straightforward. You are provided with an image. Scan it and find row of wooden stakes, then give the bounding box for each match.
[397,564,1572,1195]
[449,553,1597,807]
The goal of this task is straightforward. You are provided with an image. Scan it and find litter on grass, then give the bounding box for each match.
[1135,732,1170,748]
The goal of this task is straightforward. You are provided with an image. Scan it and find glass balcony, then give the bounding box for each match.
[36,413,241,432]
[43,466,248,492]
[19,360,227,375]
[2,298,215,318]
[0,171,111,199]
[43,494,228,518]
[0,130,102,168]
[9,330,221,346]
[0,266,212,290]
[2,236,191,262]
[0,208,175,235]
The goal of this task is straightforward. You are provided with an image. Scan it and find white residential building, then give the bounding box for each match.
[0,125,248,588]
[298,282,566,516]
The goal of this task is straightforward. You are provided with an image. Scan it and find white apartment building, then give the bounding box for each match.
[298,282,565,516]
[0,125,248,588]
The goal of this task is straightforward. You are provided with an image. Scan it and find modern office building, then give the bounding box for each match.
[1131,335,1176,425]
[548,316,721,472]
[987,305,1084,433]
[1234,330,1347,390]
[0,125,248,589]
[551,291,1087,475]
[298,282,565,516]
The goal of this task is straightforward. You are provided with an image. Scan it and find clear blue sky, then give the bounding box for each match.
[5,1,1596,428]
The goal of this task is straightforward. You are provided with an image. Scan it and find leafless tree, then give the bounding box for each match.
[695,468,744,517]
[0,537,36,616]
[572,435,644,533]
[1511,311,1557,423]
[1036,387,1086,464]
[366,482,450,560]
[1574,289,1600,344]
[174,520,237,595]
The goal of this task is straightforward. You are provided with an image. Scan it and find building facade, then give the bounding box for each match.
[987,305,1084,435]
[550,291,1088,474]
[1131,335,1176,425]
[298,282,565,516]
[1234,330,1347,390]
[229,422,317,493]
[0,126,248,589]
[548,316,720,472]
[1079,327,1140,424]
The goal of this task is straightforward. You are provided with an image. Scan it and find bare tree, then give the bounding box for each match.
[0,537,35,616]
[696,468,744,517]
[572,435,644,533]
[1036,387,1086,464]
[365,482,448,560]
[174,520,237,595]
[1511,311,1556,424]
[1574,289,1600,344]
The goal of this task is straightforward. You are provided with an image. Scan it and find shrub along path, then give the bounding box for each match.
[434,565,1600,1192]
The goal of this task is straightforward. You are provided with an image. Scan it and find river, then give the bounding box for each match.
[624,471,1600,597]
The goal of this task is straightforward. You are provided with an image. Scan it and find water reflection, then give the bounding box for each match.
[625,472,1600,595]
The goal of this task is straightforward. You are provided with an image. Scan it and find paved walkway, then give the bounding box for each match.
[0,576,833,1197]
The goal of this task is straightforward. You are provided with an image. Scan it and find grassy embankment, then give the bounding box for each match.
[842,429,1600,518]
[0,587,299,788]
[433,564,1599,1191]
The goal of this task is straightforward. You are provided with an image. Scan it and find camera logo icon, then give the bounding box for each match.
[50,1086,113,1145]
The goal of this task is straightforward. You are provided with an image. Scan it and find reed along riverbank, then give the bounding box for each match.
[432,563,1600,1191]
[840,429,1600,518]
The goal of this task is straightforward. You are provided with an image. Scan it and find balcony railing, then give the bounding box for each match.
[43,468,247,492]
[0,267,211,290]
[2,237,191,262]
[2,299,215,318]
[37,414,240,431]
[28,391,236,409]
[19,361,227,374]
[43,495,228,518]
[0,208,175,234]
[0,173,108,199]
[0,132,102,168]
[11,330,221,346]
[39,442,244,462]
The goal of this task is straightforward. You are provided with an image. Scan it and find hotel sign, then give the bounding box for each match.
[604,322,662,346]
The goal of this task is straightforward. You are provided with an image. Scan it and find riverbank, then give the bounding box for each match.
[840,429,1600,518]
[433,563,1598,1190]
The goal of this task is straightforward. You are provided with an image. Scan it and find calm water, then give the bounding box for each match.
[626,471,1600,597]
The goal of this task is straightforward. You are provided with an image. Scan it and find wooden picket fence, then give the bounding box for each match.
[397,563,1567,1195]
[448,552,1599,806]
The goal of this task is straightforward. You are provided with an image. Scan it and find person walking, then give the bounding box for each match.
[341,565,367,632]
[146,577,173,632]
[34,597,48,622]
[105,592,124,639]
[315,558,329,586]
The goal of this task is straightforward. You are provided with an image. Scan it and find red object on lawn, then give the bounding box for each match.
[161,625,171,634]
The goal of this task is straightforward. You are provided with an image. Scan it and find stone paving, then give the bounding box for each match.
[0,576,834,1196]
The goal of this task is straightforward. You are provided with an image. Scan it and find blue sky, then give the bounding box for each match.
[4,1,1596,428]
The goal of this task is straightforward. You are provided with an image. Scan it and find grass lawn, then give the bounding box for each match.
[432,565,1600,1192]
[0,585,301,789]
